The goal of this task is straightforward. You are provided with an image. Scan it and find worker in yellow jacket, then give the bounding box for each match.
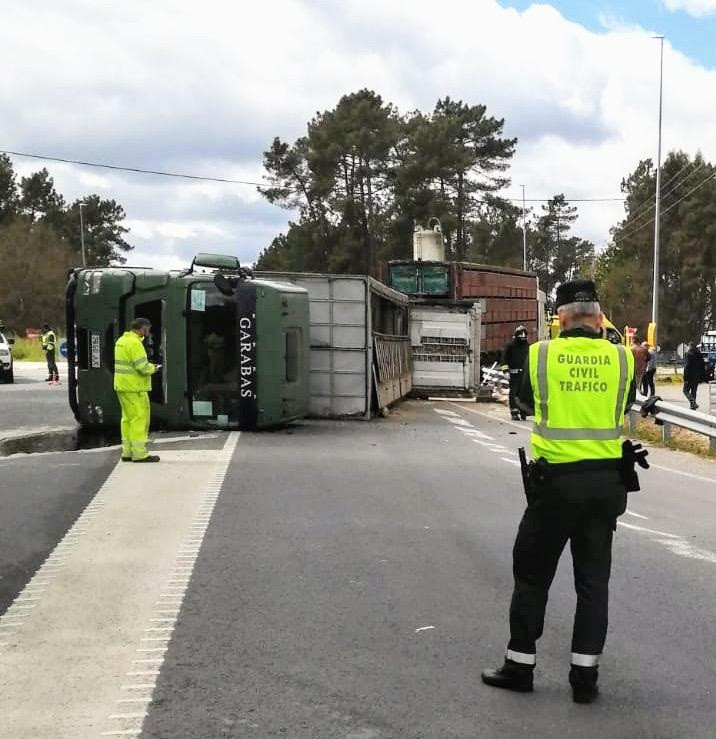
[114,317,161,462]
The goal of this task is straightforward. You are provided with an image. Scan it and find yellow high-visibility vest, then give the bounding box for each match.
[529,336,634,463]
[113,331,156,392]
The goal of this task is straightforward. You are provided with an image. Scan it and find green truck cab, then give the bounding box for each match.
[65,254,310,430]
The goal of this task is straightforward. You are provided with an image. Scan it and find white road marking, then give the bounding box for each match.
[447,418,473,428]
[501,458,521,466]
[460,429,496,441]
[415,625,435,633]
[649,463,716,485]
[618,522,680,539]
[618,521,716,564]
[108,712,147,719]
[624,510,648,520]
[433,409,459,417]
[454,403,530,432]
[1,433,240,738]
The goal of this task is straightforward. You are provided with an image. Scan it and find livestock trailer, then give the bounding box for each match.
[254,272,411,417]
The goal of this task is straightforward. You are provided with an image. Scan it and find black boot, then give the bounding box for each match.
[481,659,534,693]
[569,665,599,704]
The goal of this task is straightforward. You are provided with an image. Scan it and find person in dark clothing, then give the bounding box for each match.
[683,341,705,410]
[641,343,657,397]
[501,325,529,420]
[482,280,639,704]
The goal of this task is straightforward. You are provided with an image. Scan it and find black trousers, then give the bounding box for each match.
[45,349,58,378]
[508,469,627,659]
[508,372,523,413]
[683,380,698,406]
[641,369,655,397]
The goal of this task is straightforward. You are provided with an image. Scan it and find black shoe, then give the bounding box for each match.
[481,659,534,693]
[121,457,132,462]
[691,403,699,410]
[569,665,599,704]
[133,455,160,463]
[511,411,521,421]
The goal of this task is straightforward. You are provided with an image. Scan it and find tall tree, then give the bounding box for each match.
[0,154,18,224]
[257,91,518,273]
[468,199,529,269]
[599,152,716,347]
[19,168,65,221]
[396,98,516,260]
[529,194,595,307]
[63,196,133,266]
[0,219,73,331]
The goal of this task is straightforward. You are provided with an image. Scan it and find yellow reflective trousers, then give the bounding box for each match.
[117,391,151,461]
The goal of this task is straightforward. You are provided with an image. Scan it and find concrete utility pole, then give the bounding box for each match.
[521,184,527,271]
[79,202,86,267]
[652,35,665,326]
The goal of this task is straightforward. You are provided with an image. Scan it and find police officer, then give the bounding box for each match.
[481,280,638,704]
[114,318,162,463]
[40,323,59,383]
[501,325,529,420]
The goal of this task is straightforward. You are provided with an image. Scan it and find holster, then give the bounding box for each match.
[518,449,549,505]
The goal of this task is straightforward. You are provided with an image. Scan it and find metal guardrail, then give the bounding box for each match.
[630,385,716,454]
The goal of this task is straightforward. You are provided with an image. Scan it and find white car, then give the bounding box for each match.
[0,331,14,383]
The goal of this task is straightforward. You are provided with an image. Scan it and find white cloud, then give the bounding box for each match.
[663,0,716,17]
[1,0,715,262]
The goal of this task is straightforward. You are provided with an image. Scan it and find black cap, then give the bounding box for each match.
[42,323,50,330]
[555,280,599,310]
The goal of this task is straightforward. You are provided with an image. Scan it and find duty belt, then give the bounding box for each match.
[541,458,623,476]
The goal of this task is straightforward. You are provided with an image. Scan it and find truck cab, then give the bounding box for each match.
[66,255,310,430]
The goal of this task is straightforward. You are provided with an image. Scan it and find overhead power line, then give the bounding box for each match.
[615,168,716,244]
[623,159,704,228]
[0,149,267,187]
[2,149,627,202]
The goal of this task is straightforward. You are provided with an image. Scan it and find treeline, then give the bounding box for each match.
[255,89,595,296]
[597,151,716,349]
[0,154,132,332]
[256,90,715,349]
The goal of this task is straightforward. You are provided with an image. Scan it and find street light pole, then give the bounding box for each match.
[521,184,527,271]
[652,35,665,327]
[79,202,86,267]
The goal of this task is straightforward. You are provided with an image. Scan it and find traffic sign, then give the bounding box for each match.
[60,341,68,358]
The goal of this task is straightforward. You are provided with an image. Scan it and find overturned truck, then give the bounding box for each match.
[66,254,311,430]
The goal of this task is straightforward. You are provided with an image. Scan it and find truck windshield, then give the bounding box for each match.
[187,283,239,425]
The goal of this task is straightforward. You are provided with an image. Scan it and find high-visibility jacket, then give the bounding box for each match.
[529,336,634,463]
[113,331,156,392]
[41,330,57,352]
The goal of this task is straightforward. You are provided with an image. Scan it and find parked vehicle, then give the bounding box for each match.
[701,330,716,380]
[0,330,14,383]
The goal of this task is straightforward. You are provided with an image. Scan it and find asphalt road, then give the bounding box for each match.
[1,399,715,738]
[0,361,76,434]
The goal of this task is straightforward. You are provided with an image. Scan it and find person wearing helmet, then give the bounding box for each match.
[501,325,530,420]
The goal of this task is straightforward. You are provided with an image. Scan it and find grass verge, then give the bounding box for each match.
[10,338,47,361]
[626,416,714,458]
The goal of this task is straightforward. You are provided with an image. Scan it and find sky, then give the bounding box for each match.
[1,0,715,270]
